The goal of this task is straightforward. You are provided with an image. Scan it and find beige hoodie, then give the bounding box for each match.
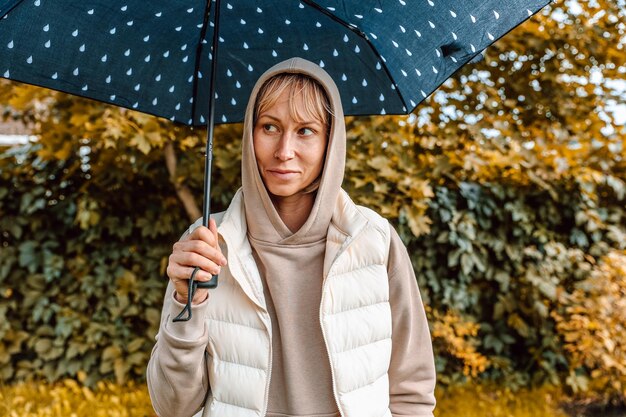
[147,58,436,417]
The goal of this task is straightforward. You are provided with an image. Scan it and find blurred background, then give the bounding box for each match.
[0,1,625,416]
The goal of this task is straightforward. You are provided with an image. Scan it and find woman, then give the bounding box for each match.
[147,57,436,417]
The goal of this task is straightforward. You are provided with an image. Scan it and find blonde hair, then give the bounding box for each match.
[254,73,333,194]
[254,73,333,133]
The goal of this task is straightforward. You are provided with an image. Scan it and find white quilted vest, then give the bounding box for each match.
[195,190,392,417]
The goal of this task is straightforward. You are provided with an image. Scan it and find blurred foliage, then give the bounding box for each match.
[434,383,568,417]
[0,0,625,406]
[0,380,571,417]
[428,306,489,380]
[0,380,153,417]
[554,250,626,403]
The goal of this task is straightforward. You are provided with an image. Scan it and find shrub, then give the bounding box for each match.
[0,379,154,417]
[554,250,626,404]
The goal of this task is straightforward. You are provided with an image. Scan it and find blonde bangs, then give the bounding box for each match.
[255,74,333,128]
[253,73,333,195]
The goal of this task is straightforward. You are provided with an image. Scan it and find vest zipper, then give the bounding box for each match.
[261,312,273,417]
[319,267,345,417]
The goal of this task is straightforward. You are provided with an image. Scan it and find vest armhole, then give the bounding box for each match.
[354,204,393,267]
[383,220,392,266]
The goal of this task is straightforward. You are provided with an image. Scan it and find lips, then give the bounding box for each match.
[267,169,299,180]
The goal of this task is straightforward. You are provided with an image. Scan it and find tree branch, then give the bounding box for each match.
[164,142,201,222]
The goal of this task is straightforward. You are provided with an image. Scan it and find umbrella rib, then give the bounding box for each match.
[0,0,24,19]
[301,0,409,113]
[190,0,214,124]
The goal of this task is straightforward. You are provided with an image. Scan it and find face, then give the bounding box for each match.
[253,89,328,202]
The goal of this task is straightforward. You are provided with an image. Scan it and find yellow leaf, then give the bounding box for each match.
[402,205,431,237]
[130,134,151,154]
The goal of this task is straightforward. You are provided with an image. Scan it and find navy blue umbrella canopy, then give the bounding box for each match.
[1,0,549,126]
[0,0,551,317]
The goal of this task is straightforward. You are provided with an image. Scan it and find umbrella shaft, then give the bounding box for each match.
[203,139,214,225]
[202,0,222,228]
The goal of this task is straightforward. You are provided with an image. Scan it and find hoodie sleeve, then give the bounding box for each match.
[146,280,210,417]
[387,226,437,417]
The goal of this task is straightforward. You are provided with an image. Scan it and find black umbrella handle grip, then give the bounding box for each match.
[196,275,219,289]
[173,267,218,322]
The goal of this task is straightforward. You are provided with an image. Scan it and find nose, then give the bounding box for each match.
[274,132,295,161]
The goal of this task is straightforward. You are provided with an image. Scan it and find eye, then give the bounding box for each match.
[298,127,315,136]
[263,123,278,133]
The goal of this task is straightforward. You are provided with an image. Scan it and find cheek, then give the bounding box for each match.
[310,139,327,172]
[252,132,270,166]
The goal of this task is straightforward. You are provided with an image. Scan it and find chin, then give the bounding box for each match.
[264,179,309,198]
[267,185,300,198]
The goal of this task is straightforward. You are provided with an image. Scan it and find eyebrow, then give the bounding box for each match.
[257,113,323,127]
[257,114,280,122]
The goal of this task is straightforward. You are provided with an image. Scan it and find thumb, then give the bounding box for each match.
[209,217,219,248]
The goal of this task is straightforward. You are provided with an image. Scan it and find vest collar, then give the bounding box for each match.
[218,188,372,299]
[217,189,267,310]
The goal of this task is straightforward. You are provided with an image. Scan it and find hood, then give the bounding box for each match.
[241,57,346,245]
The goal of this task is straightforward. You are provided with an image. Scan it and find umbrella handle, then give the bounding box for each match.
[195,276,218,289]
[173,267,218,322]
[173,0,222,323]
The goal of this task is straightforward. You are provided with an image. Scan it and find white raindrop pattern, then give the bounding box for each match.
[197,0,402,123]
[0,1,200,123]
[0,0,548,124]
[310,0,546,113]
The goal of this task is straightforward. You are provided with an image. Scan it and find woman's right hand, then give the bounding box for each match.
[166,218,227,305]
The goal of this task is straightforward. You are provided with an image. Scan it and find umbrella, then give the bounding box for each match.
[0,0,551,319]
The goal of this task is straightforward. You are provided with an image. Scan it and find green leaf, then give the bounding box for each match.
[18,241,39,273]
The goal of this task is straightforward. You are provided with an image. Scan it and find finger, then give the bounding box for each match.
[171,266,212,305]
[174,240,226,266]
[173,285,208,305]
[208,218,226,265]
[170,265,216,283]
[169,252,222,276]
[189,226,218,248]
[209,218,219,244]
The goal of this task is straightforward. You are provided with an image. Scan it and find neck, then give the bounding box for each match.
[271,192,316,233]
